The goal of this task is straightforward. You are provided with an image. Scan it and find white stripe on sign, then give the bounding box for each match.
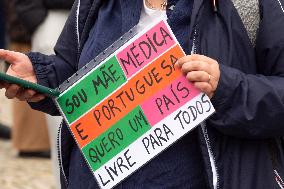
[93,93,215,189]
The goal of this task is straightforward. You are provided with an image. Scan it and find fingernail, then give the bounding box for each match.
[39,96,46,101]
[175,61,180,67]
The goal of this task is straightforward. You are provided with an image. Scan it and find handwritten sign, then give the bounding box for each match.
[55,19,215,189]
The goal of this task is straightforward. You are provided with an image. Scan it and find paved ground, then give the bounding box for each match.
[0,139,55,189]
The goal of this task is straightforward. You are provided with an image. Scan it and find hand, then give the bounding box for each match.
[0,49,45,102]
[176,54,220,98]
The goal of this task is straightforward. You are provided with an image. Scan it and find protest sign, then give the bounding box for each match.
[55,19,215,189]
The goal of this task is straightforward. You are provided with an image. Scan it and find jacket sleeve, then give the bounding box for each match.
[209,0,284,139]
[210,64,284,139]
[15,0,47,33]
[28,1,80,116]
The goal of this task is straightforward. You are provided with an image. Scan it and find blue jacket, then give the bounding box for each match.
[28,0,284,188]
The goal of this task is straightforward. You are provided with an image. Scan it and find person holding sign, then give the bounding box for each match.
[1,0,284,189]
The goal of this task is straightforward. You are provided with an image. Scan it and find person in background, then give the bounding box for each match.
[14,1,74,188]
[0,1,5,49]
[0,0,11,140]
[3,0,51,157]
[0,0,284,189]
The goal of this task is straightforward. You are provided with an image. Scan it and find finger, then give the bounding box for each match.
[5,84,21,99]
[27,94,46,102]
[0,49,20,65]
[23,89,36,99]
[193,82,213,96]
[16,88,36,101]
[181,61,211,74]
[15,88,26,101]
[0,81,9,89]
[186,71,210,82]
[178,54,216,66]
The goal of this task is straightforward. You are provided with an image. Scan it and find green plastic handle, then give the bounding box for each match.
[0,72,60,97]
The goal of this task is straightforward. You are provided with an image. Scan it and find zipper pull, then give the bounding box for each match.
[212,0,218,13]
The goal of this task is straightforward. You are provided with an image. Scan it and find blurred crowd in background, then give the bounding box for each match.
[0,0,74,188]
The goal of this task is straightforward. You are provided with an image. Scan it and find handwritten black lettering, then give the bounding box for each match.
[128,110,149,132]
[92,64,121,95]
[108,64,121,82]
[177,81,190,99]
[142,124,174,155]
[98,149,136,186]
[174,96,209,129]
[155,83,190,115]
[102,105,112,120]
[65,99,74,114]
[135,80,145,94]
[160,26,173,45]
[120,52,136,75]
[124,88,135,101]
[65,89,88,114]
[151,67,162,83]
[93,54,179,126]
[201,94,212,112]
[88,128,124,164]
[98,172,110,186]
[75,122,88,140]
[130,43,144,67]
[108,99,122,117]
[143,72,154,86]
[139,41,151,59]
[146,34,158,53]
[115,91,127,108]
[170,54,178,70]
[120,27,174,76]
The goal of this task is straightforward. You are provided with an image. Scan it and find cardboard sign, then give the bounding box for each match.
[55,19,215,189]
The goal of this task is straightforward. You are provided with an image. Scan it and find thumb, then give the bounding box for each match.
[0,49,22,65]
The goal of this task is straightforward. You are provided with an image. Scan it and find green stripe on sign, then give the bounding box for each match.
[57,56,126,123]
[82,106,151,172]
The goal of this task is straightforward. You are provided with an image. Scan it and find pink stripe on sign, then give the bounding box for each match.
[141,76,200,126]
[116,20,176,78]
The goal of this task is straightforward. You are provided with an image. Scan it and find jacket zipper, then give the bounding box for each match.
[57,122,69,187]
[201,123,219,189]
[191,27,220,189]
[274,170,284,189]
[276,0,284,13]
[191,28,198,55]
[75,0,81,54]
[57,1,81,186]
